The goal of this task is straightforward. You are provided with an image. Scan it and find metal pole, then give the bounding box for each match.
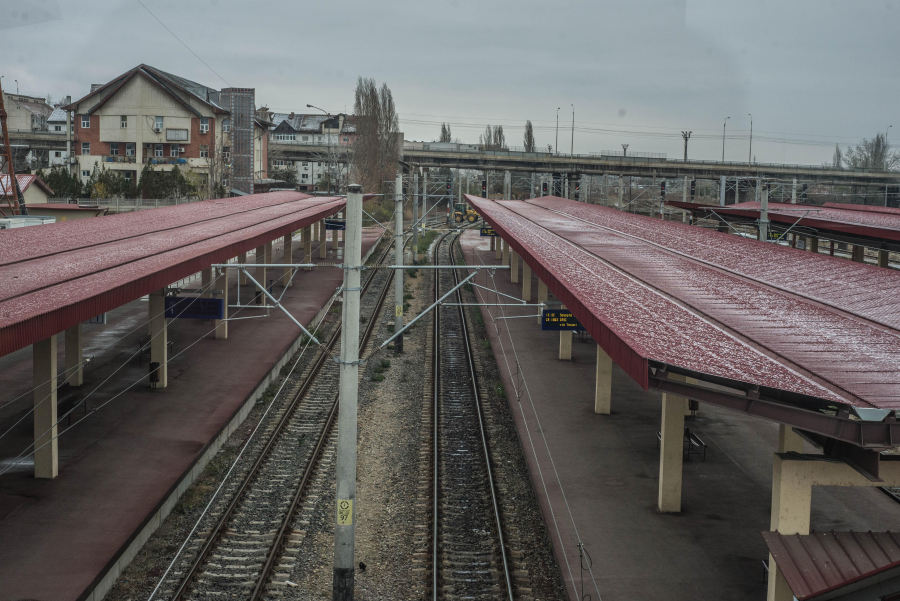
[394,172,404,353]
[759,178,769,242]
[555,107,560,156]
[792,178,798,204]
[332,184,363,600]
[748,114,753,166]
[570,104,574,156]
[722,117,729,161]
[412,171,419,264]
[719,175,726,206]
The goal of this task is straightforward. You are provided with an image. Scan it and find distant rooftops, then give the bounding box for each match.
[270,112,356,134]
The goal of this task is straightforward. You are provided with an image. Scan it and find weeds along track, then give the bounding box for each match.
[163,236,398,601]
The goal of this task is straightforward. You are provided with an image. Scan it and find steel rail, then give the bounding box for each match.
[170,231,396,601]
[249,235,398,599]
[431,232,515,600]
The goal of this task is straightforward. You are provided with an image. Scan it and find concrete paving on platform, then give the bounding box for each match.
[459,230,900,601]
[0,227,383,601]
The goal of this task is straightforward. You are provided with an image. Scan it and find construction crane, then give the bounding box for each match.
[0,77,26,216]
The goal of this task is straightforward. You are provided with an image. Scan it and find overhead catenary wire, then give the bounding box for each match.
[470,239,603,601]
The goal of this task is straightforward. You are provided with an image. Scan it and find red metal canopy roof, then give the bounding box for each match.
[763,531,900,600]
[668,199,900,244]
[0,192,344,357]
[468,195,900,419]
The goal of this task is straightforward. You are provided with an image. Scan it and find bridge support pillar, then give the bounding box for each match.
[766,455,900,601]
[510,249,519,284]
[65,323,83,387]
[319,220,327,259]
[282,234,293,286]
[658,373,686,513]
[304,225,313,270]
[214,267,228,339]
[149,288,168,389]
[879,249,889,268]
[33,334,59,479]
[594,344,612,414]
[852,245,865,263]
[239,252,247,285]
[522,260,532,302]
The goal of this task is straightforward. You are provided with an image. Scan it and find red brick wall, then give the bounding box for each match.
[75,115,102,155]
[73,114,218,160]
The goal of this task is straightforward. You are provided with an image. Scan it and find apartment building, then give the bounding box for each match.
[1,92,53,132]
[64,65,268,194]
[269,112,355,191]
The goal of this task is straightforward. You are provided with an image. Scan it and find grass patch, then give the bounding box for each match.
[417,229,440,255]
[371,373,385,382]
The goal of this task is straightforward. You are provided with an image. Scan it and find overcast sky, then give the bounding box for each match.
[3,0,898,165]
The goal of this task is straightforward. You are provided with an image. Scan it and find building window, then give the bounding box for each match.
[155,116,163,131]
[301,173,308,180]
[200,117,209,134]
[166,129,188,141]
[223,146,231,161]
[301,161,308,167]
[81,142,90,155]
[126,142,135,157]
[53,125,62,132]
[223,118,231,133]
[124,171,134,182]
[199,145,209,158]
[170,144,180,157]
[81,170,91,178]
[54,151,61,158]
[154,144,163,158]
[317,162,322,167]
[274,133,295,141]
[342,136,349,142]
[81,115,90,128]
[121,115,127,128]
[274,160,284,166]
[301,135,309,142]
[110,142,119,156]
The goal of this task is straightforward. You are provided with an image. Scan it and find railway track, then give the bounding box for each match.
[161,235,398,601]
[429,232,515,600]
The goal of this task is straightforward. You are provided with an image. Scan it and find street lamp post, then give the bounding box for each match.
[570,104,574,156]
[748,113,753,166]
[555,107,560,156]
[722,117,730,161]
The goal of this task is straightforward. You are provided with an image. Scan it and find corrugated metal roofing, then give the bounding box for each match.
[469,195,900,410]
[0,192,344,357]
[763,531,900,600]
[670,200,900,243]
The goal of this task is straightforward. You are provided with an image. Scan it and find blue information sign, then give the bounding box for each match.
[165,296,224,320]
[541,309,585,331]
[480,227,497,236]
[325,219,346,230]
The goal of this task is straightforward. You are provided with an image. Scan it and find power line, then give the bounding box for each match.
[134,0,231,88]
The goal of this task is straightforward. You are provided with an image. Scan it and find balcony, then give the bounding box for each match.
[142,156,188,165]
[100,155,137,164]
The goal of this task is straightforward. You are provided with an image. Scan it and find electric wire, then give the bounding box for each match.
[470,240,603,601]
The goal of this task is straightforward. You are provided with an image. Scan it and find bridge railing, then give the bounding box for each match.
[403,142,898,175]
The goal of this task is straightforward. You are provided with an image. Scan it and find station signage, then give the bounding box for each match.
[541,309,585,331]
[164,296,224,320]
[325,219,346,230]
[480,227,497,236]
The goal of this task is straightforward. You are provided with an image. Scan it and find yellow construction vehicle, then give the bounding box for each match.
[453,202,479,223]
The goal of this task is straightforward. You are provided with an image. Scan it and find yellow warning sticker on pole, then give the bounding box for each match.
[395,305,403,317]
[337,499,353,525]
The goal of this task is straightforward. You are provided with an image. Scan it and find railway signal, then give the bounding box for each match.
[481,180,487,196]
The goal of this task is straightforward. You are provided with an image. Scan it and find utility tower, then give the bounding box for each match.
[0,78,26,215]
[682,131,692,161]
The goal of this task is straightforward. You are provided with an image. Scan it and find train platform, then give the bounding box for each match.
[459,230,900,601]
[0,227,383,601]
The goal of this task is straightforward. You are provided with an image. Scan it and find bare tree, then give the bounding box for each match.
[479,125,507,150]
[439,122,452,143]
[843,134,900,171]
[523,120,535,152]
[204,136,231,199]
[311,141,351,194]
[351,77,400,194]
[832,144,843,169]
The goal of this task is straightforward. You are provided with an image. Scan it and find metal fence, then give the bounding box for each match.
[48,197,206,211]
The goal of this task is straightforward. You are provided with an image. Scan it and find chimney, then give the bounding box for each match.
[289,112,295,119]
